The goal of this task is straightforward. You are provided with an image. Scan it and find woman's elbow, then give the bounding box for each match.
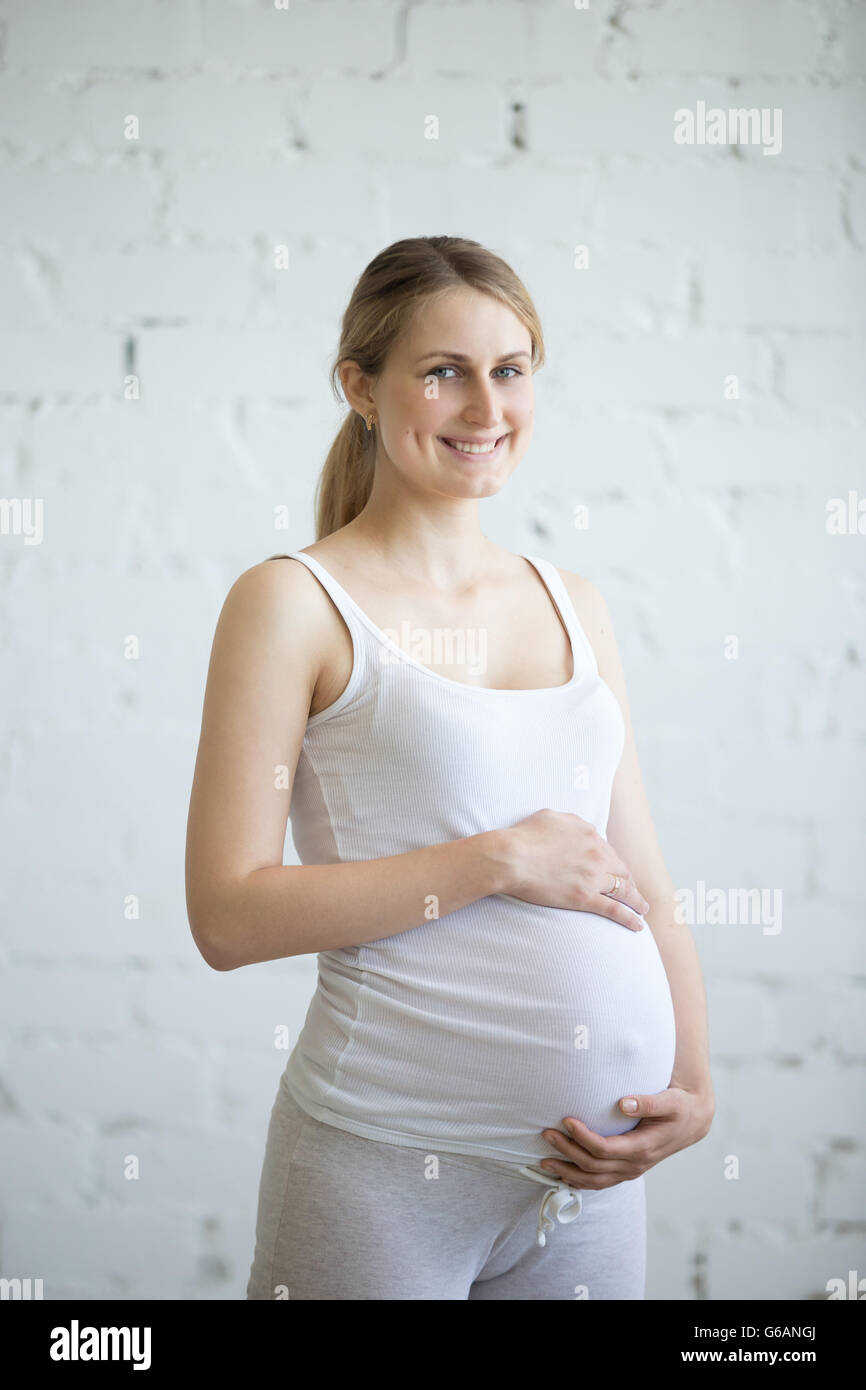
[189,917,235,971]
[186,891,240,972]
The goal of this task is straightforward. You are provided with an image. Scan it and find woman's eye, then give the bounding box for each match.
[427,365,522,379]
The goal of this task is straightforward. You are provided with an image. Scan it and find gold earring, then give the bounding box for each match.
[365,412,375,431]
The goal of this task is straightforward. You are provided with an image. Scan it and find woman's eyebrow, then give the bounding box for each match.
[415,349,531,364]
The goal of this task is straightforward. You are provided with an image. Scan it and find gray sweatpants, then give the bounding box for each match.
[245,1079,647,1301]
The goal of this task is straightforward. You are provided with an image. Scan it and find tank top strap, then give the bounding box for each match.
[267,549,599,687]
[265,550,353,611]
[265,550,379,679]
[521,553,599,679]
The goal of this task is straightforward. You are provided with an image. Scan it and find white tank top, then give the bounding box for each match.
[271,550,676,1166]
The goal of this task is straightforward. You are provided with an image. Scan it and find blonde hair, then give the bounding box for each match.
[313,236,546,541]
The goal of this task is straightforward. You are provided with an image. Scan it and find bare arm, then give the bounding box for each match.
[207,836,507,970]
[185,560,510,972]
[562,569,714,1113]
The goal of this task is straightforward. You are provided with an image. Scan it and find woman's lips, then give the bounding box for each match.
[437,434,508,459]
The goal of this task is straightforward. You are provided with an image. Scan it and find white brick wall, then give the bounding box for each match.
[1,0,863,1303]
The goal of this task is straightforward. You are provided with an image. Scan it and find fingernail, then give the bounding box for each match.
[621,1098,638,1112]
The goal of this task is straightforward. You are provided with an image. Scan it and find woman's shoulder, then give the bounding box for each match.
[550,562,606,613]
[221,551,335,634]
[516,549,607,622]
[548,563,618,672]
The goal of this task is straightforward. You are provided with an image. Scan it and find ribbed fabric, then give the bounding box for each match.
[268,550,677,1166]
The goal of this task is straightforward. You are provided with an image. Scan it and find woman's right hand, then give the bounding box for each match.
[496,809,649,931]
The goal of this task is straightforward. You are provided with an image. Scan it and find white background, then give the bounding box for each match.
[1,0,864,1301]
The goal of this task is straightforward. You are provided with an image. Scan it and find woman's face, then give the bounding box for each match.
[345,286,535,501]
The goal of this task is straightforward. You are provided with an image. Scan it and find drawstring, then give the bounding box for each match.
[518,1165,583,1247]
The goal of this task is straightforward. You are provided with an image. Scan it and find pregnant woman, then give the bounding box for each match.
[185,235,714,1300]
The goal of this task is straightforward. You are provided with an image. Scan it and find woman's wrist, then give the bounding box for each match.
[476,827,517,897]
[672,1070,715,1124]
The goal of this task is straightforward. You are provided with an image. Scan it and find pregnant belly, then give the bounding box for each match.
[307,896,677,1162]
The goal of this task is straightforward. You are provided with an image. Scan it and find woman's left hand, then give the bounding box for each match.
[538,1085,715,1189]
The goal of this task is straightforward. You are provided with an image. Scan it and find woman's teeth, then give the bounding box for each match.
[440,437,503,454]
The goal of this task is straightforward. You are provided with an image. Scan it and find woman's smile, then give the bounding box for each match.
[436,433,510,460]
